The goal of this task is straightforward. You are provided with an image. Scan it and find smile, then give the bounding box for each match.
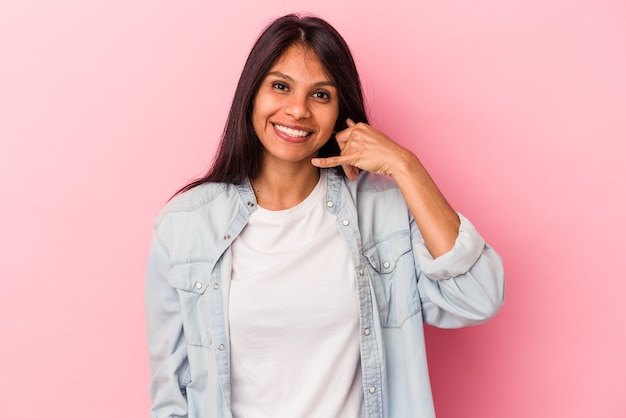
[273,123,312,138]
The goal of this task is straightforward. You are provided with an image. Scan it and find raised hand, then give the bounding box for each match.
[312,118,460,258]
[312,119,415,181]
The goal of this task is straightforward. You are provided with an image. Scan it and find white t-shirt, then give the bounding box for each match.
[229,171,364,418]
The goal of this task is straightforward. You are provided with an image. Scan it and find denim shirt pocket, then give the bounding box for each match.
[168,261,214,347]
[364,232,421,328]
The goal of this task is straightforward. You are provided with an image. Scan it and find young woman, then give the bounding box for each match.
[146,14,505,418]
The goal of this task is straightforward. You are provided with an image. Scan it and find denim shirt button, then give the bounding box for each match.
[213,283,220,290]
[223,234,231,241]
[342,219,350,226]
[363,328,371,336]
[326,201,334,208]
[247,201,255,208]
[369,386,376,394]
[218,344,225,351]
[194,282,202,290]
[383,261,391,269]
[358,268,364,276]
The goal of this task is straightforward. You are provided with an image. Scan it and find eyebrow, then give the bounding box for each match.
[265,71,337,88]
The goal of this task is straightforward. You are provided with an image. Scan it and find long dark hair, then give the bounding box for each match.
[176,14,368,194]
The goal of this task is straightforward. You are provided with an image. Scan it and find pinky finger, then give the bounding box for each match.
[342,164,359,181]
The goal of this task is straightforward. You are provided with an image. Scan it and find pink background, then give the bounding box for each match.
[1,0,625,416]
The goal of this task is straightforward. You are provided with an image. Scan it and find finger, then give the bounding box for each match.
[343,164,359,181]
[312,157,359,181]
[311,156,345,168]
[336,118,357,142]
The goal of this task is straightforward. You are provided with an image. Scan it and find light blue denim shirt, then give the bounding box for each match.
[146,169,505,418]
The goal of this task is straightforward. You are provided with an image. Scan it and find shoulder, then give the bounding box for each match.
[352,171,400,193]
[338,170,402,199]
[150,182,245,263]
[338,171,412,244]
[337,170,408,213]
[154,182,240,229]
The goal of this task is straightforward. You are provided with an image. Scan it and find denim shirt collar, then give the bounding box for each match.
[235,168,345,216]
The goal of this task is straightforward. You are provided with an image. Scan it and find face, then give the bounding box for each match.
[252,44,339,171]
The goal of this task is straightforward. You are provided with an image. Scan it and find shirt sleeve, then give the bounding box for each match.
[414,213,506,328]
[145,229,190,417]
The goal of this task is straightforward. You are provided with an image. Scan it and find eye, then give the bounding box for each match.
[312,91,330,100]
[272,82,288,91]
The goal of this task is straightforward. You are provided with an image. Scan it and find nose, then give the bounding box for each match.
[284,92,311,120]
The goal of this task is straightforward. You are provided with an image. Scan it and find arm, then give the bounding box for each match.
[145,231,190,417]
[414,213,505,327]
[312,119,459,257]
[313,120,504,324]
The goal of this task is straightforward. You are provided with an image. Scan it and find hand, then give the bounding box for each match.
[313,119,460,256]
[312,119,414,181]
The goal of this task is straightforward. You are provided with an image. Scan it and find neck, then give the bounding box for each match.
[251,164,321,211]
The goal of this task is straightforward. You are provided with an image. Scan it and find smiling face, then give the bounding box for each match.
[252,43,339,173]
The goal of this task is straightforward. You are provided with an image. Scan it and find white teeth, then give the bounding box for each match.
[274,124,310,138]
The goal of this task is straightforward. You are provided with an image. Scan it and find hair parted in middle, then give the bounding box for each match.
[178,13,369,193]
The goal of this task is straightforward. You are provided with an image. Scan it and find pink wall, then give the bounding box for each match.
[1,1,625,416]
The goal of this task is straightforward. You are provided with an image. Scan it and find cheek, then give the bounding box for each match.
[251,116,266,142]
[317,102,339,130]
[251,104,266,132]
[326,110,340,133]
[251,95,275,126]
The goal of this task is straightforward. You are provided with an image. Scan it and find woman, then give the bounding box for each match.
[146,13,505,418]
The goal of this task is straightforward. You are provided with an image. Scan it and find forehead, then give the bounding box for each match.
[269,44,333,81]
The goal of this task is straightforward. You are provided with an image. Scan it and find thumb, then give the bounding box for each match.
[346,118,356,127]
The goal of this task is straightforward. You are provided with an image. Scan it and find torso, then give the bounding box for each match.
[229,171,365,417]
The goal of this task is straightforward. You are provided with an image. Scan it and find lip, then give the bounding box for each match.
[272,123,313,143]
